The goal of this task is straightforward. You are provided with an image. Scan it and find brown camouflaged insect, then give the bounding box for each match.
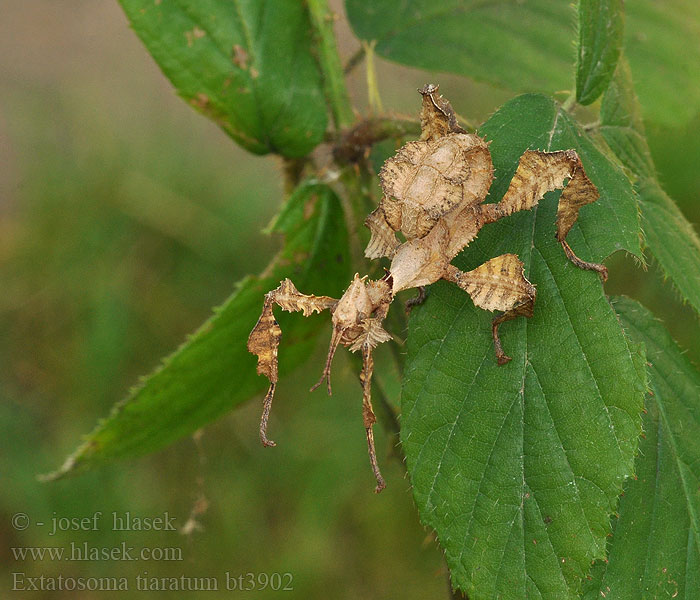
[248,84,607,493]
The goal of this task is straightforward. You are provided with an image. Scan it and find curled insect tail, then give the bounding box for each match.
[259,383,277,447]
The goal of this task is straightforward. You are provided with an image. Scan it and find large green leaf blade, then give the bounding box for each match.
[401,95,645,598]
[575,0,625,105]
[600,60,700,317]
[639,180,700,316]
[346,0,576,95]
[119,0,327,157]
[46,182,350,478]
[345,0,700,126]
[583,297,700,599]
[599,60,656,176]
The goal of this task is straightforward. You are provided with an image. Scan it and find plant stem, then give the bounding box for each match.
[336,167,367,269]
[364,40,384,114]
[307,0,355,129]
[281,157,309,195]
[343,46,365,74]
[332,116,421,165]
[561,92,577,112]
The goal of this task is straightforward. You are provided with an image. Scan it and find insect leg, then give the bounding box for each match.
[309,325,343,395]
[443,255,536,364]
[247,279,337,446]
[561,239,608,282]
[359,343,386,493]
[404,286,428,314]
[482,149,607,279]
[490,301,535,365]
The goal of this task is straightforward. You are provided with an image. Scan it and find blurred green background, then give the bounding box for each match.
[1,1,698,598]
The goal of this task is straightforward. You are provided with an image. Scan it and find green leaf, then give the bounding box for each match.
[118,0,328,157]
[45,182,350,479]
[638,180,700,317]
[345,0,700,126]
[600,60,700,317]
[346,0,577,96]
[576,0,625,105]
[583,296,700,599]
[599,59,655,177]
[400,94,645,598]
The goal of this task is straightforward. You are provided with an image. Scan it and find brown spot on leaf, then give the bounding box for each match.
[190,93,210,110]
[303,194,317,220]
[232,44,248,69]
[185,26,206,47]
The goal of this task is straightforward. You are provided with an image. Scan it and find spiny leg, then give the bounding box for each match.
[359,343,386,493]
[561,239,608,281]
[404,285,428,314]
[443,255,536,365]
[309,325,343,395]
[248,296,282,446]
[482,149,607,279]
[491,300,534,365]
[555,158,608,280]
[247,279,337,447]
[259,383,277,447]
[310,273,384,396]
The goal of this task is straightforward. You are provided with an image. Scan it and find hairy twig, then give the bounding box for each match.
[307,0,354,129]
[333,116,421,165]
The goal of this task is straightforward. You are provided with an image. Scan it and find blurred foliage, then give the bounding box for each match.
[346,0,700,126]
[118,0,328,156]
[43,180,352,479]
[2,1,700,598]
[584,297,700,600]
[0,3,443,597]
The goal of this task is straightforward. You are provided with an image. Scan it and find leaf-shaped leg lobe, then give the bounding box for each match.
[443,255,536,364]
[483,149,607,279]
[247,279,337,446]
[364,205,400,260]
[248,296,282,446]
